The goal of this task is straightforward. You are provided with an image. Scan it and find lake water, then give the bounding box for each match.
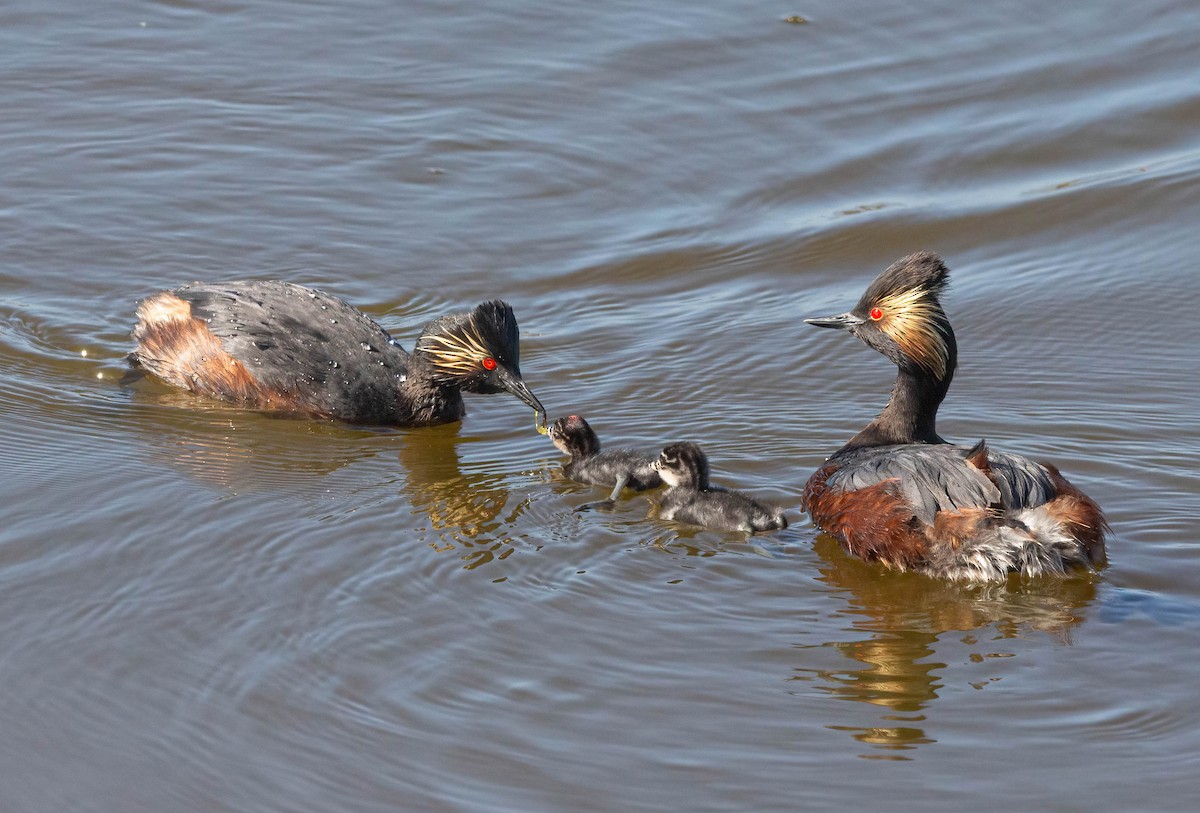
[2,0,1199,810]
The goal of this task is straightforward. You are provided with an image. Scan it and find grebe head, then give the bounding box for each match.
[415,299,544,413]
[652,442,710,490]
[805,252,954,381]
[547,414,600,457]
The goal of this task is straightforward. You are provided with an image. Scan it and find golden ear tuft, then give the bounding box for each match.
[420,322,492,375]
[875,286,950,379]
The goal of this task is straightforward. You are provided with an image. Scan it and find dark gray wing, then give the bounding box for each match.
[981,449,1057,509]
[826,443,1056,525]
[176,280,411,422]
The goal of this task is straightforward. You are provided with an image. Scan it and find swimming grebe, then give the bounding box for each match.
[802,252,1107,581]
[653,442,788,533]
[131,280,544,426]
[547,414,662,508]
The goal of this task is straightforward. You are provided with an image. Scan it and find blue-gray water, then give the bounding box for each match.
[2,1,1199,810]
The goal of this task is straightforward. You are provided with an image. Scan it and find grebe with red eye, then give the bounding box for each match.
[802,252,1107,581]
[130,280,544,426]
[546,414,662,510]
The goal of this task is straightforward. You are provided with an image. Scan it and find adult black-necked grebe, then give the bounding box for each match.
[546,414,662,508]
[652,442,788,533]
[802,252,1107,581]
[130,280,544,426]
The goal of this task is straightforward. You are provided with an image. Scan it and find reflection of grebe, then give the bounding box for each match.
[131,281,544,426]
[400,428,504,530]
[133,411,392,493]
[546,414,661,507]
[803,253,1107,580]
[792,535,1096,756]
[652,442,787,533]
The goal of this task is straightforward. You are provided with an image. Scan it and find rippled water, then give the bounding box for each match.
[3,0,1199,810]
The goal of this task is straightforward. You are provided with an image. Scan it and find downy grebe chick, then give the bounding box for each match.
[652,442,788,533]
[802,252,1107,581]
[130,280,544,426]
[547,414,662,509]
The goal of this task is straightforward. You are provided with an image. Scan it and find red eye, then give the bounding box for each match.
[869,307,883,320]
[481,357,497,371]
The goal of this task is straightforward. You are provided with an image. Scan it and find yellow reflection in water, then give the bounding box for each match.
[794,535,1098,759]
[398,429,524,570]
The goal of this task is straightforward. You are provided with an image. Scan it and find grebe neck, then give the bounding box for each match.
[839,362,954,454]
[396,354,466,423]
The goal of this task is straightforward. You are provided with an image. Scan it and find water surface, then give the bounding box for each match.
[2,0,1199,810]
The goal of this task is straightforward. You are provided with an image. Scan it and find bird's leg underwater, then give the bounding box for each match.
[604,473,630,503]
[574,473,630,513]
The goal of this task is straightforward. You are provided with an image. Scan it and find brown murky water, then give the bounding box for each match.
[3,0,1199,810]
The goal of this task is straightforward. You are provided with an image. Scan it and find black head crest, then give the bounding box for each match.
[470,300,522,369]
[416,299,522,387]
[856,252,949,313]
[854,252,954,380]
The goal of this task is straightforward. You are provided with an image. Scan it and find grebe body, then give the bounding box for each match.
[130,281,543,426]
[547,414,662,507]
[653,442,787,533]
[802,252,1106,581]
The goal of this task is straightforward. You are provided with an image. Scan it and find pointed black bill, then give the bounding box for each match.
[804,312,863,330]
[498,369,545,415]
